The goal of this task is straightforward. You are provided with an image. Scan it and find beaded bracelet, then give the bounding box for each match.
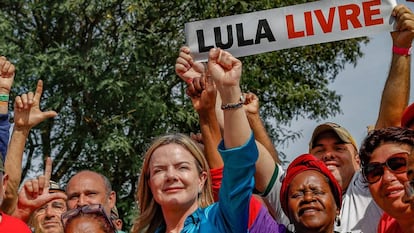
[221,95,245,110]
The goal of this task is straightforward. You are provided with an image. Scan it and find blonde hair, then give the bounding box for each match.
[131,133,214,233]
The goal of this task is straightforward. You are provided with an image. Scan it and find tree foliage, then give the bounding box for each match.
[0,0,367,229]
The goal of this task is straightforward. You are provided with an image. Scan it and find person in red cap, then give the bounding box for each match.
[176,4,414,233]
[263,5,414,233]
[280,154,342,233]
[401,102,414,129]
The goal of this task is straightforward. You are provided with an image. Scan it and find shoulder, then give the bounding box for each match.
[378,213,402,233]
[345,171,370,194]
[0,213,31,232]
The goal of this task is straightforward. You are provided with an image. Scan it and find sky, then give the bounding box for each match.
[282,0,414,163]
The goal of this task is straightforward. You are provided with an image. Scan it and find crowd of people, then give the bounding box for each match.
[0,3,413,233]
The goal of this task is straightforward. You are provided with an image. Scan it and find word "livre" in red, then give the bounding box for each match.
[286,0,383,39]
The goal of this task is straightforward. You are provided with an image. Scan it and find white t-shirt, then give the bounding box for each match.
[261,163,290,226]
[336,171,383,233]
[263,168,383,233]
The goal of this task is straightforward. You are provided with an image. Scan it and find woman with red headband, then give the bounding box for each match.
[280,154,342,233]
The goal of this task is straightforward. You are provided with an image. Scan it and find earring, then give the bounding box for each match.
[335,215,341,227]
[287,223,295,232]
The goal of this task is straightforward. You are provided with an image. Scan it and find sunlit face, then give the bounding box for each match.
[310,131,359,191]
[65,216,107,233]
[368,143,412,219]
[66,171,115,215]
[148,143,207,212]
[287,170,338,232]
[34,198,67,233]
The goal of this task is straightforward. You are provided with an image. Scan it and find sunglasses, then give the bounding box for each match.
[363,152,408,184]
[61,204,116,232]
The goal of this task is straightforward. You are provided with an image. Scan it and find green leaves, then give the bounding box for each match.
[0,0,365,229]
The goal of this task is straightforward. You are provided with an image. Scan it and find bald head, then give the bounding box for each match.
[66,170,115,215]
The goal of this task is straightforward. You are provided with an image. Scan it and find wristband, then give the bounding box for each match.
[0,102,8,106]
[0,94,9,102]
[221,95,245,110]
[393,45,412,56]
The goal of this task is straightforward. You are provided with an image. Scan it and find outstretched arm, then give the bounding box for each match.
[375,5,414,129]
[188,72,224,201]
[187,74,223,169]
[2,80,57,214]
[0,56,15,162]
[176,46,223,168]
[244,92,280,164]
[208,49,250,147]
[209,48,255,232]
[176,46,225,200]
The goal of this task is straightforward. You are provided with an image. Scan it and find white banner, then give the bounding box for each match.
[185,0,397,61]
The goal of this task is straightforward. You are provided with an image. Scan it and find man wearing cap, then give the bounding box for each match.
[401,102,414,129]
[259,4,414,233]
[298,9,414,229]
[29,180,67,233]
[308,122,383,233]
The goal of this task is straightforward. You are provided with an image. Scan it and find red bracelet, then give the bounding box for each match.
[393,45,412,56]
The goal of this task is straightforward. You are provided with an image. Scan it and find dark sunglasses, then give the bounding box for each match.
[61,204,116,232]
[363,152,408,184]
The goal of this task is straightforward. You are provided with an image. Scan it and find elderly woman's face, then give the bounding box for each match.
[287,170,338,232]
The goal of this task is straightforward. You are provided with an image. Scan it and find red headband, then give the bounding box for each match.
[280,154,342,217]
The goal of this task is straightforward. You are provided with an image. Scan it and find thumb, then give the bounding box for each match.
[208,48,220,63]
[42,111,58,119]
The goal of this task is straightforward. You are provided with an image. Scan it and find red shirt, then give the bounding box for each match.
[378,213,403,233]
[0,212,31,233]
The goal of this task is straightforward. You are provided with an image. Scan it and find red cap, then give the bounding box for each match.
[402,103,414,128]
[280,154,342,217]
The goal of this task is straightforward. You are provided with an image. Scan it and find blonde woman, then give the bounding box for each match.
[132,48,258,233]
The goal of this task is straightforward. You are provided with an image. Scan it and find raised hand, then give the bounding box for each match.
[187,74,217,115]
[207,48,242,91]
[13,157,67,222]
[392,5,414,47]
[13,80,57,131]
[243,92,259,116]
[175,46,206,84]
[0,56,15,94]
